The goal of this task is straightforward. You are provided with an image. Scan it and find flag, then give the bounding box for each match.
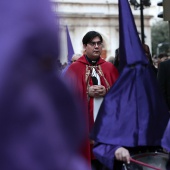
[90,0,169,147]
[62,25,75,74]
[66,25,74,65]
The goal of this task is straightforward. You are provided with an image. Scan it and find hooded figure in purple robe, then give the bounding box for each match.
[90,0,170,169]
[0,0,89,170]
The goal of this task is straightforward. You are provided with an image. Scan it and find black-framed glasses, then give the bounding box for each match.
[88,41,103,47]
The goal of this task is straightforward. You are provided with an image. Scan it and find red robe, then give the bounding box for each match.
[65,55,119,164]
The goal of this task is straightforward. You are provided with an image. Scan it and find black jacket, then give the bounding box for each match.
[157,59,170,110]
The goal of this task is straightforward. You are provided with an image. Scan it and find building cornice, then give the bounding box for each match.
[58,12,118,18]
[51,0,117,5]
[52,1,153,20]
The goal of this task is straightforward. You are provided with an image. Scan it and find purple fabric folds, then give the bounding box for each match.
[0,0,88,170]
[90,0,169,148]
[91,64,169,147]
[162,120,170,151]
[93,143,120,169]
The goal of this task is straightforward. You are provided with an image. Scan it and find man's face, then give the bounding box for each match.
[84,36,103,60]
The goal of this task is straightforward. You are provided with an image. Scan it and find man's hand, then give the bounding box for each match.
[115,147,130,164]
[88,85,106,97]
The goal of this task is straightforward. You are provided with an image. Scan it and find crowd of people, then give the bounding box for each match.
[107,47,170,74]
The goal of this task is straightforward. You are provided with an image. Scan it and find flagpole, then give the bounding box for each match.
[140,0,145,44]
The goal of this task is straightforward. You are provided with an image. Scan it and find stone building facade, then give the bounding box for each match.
[52,0,154,64]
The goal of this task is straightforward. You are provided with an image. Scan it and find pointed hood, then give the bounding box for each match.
[90,0,169,147]
[119,0,148,71]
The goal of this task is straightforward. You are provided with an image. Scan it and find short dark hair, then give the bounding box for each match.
[82,31,103,45]
[157,53,168,59]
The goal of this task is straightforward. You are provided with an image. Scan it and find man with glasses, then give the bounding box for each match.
[65,31,119,170]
